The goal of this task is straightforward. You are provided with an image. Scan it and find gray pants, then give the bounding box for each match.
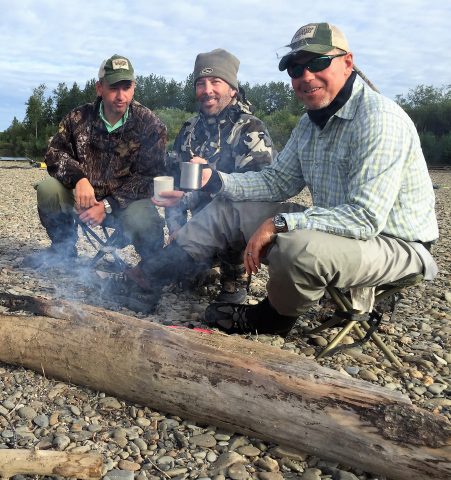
[36,176,164,261]
[175,197,424,316]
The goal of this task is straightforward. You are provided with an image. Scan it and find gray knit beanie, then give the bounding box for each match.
[193,49,239,90]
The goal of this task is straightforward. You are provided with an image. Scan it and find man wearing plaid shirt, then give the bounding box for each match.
[136,22,439,334]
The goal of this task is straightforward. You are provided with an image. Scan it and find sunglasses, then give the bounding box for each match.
[287,53,347,79]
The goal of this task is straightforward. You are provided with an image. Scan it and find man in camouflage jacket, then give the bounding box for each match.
[151,49,274,303]
[27,54,167,268]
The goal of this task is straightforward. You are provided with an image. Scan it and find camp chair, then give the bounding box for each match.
[305,273,424,368]
[74,215,128,271]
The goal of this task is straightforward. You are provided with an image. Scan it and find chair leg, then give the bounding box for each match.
[360,320,403,368]
[305,315,345,335]
[313,286,403,368]
[316,320,357,359]
[75,218,127,271]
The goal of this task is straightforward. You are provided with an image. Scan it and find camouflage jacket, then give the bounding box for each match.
[166,97,274,232]
[45,98,167,210]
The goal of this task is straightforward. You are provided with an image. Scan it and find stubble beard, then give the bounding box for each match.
[198,94,233,117]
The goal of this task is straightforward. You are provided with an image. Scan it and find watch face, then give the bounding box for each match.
[273,214,286,232]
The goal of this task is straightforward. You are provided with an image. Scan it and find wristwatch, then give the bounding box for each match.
[273,214,288,233]
[103,199,112,214]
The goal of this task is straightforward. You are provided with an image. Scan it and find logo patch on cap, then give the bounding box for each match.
[293,25,318,42]
[112,58,130,70]
[200,67,213,75]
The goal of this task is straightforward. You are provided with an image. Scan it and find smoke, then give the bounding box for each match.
[19,222,160,315]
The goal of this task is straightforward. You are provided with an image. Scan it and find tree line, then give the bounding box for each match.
[395,85,451,166]
[0,74,449,166]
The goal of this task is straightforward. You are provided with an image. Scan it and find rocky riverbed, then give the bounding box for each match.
[0,162,450,480]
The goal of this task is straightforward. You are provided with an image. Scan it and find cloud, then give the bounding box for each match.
[1,0,450,131]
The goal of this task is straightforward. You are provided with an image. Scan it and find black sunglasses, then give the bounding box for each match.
[287,53,347,79]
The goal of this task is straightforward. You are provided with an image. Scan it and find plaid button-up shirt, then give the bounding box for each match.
[220,78,438,243]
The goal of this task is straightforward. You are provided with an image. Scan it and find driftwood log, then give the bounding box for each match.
[0,449,102,479]
[0,294,450,480]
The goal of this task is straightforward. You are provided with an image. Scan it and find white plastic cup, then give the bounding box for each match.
[153,176,174,201]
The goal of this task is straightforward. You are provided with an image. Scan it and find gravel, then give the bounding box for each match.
[0,162,450,480]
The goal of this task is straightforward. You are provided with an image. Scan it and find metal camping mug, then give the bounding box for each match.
[179,162,204,190]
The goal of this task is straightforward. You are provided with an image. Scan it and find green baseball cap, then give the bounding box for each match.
[98,54,135,84]
[278,23,349,71]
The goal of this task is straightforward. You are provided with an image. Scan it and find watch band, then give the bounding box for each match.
[103,199,112,214]
[273,214,287,233]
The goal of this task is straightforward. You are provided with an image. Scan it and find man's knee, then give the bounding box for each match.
[36,177,73,212]
[37,176,63,196]
[268,230,361,285]
[119,200,163,235]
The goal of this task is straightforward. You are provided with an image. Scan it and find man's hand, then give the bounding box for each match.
[191,156,212,187]
[75,178,97,209]
[78,203,106,228]
[152,190,184,207]
[244,218,277,275]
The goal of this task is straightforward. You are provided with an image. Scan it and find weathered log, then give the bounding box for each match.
[0,449,102,479]
[0,294,450,480]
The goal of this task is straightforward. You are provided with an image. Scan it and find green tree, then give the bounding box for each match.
[53,82,90,124]
[178,73,196,112]
[396,84,451,109]
[397,85,451,165]
[155,108,193,149]
[0,117,28,156]
[24,84,52,140]
[257,108,300,152]
[243,81,302,115]
[82,79,97,104]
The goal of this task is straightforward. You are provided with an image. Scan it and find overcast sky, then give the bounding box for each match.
[1,0,450,132]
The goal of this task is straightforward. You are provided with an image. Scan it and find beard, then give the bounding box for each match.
[198,93,234,116]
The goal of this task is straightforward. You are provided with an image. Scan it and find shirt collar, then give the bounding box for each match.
[99,101,130,133]
[334,74,364,121]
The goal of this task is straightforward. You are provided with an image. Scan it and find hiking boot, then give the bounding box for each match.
[117,242,210,303]
[124,264,153,292]
[215,279,247,304]
[215,262,249,304]
[204,297,298,337]
[22,244,77,269]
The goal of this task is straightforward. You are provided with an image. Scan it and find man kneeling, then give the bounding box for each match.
[132,22,438,336]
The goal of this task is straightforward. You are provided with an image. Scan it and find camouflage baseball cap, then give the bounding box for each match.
[278,23,349,71]
[98,54,135,84]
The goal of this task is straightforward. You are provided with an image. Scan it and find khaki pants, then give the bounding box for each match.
[175,197,424,316]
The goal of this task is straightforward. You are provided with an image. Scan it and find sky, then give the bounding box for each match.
[1,0,450,132]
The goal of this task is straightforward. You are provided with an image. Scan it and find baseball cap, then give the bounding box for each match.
[278,23,349,71]
[98,54,135,84]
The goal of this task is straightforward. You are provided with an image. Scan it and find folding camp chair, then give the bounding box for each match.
[74,216,128,271]
[305,273,424,368]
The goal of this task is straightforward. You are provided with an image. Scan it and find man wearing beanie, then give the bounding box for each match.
[151,48,274,304]
[129,23,438,334]
[25,54,168,279]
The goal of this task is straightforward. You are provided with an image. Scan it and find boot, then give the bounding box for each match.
[215,262,249,304]
[125,242,210,294]
[23,210,78,269]
[38,208,78,245]
[205,297,298,337]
